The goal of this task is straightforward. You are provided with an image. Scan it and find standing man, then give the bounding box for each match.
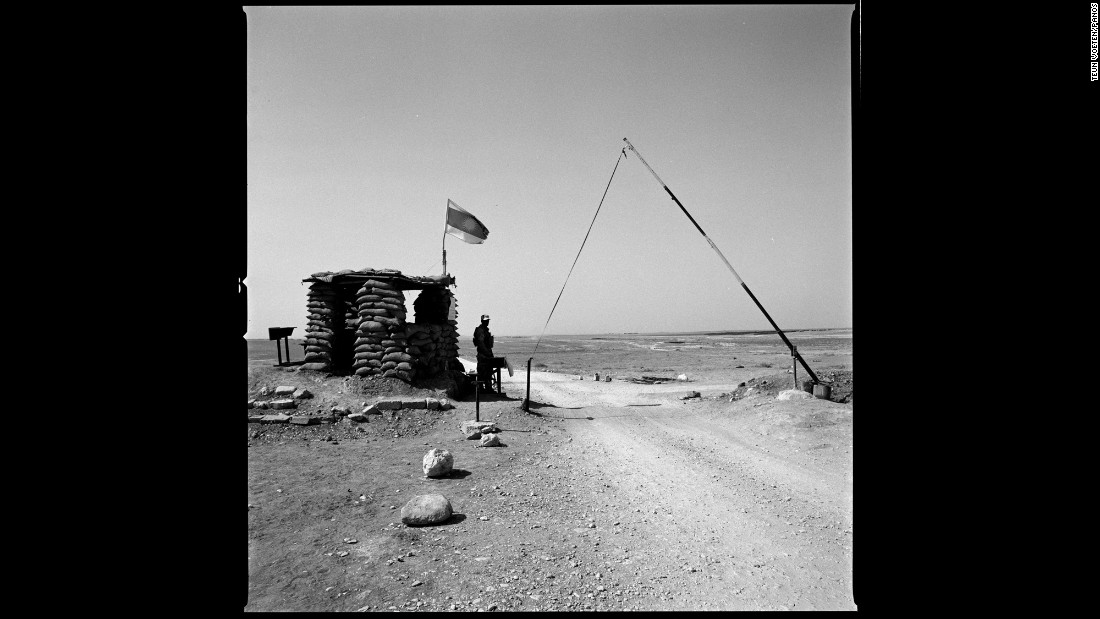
[473,314,495,392]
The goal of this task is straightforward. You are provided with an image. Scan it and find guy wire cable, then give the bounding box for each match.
[529,147,627,360]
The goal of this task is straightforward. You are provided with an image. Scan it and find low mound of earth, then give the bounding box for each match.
[247,357,854,611]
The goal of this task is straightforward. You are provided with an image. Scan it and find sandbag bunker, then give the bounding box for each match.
[300,268,461,381]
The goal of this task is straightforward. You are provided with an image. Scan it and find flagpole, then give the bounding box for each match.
[622,137,822,385]
[442,201,448,276]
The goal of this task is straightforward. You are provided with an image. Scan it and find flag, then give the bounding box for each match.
[445,199,489,244]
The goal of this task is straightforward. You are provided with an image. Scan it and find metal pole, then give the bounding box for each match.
[525,357,532,412]
[622,137,821,385]
[442,200,451,276]
[792,345,798,389]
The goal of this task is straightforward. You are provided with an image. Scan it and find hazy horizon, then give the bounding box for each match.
[246,6,854,339]
[247,325,852,341]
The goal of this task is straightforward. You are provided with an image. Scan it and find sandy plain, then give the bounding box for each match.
[246,328,854,611]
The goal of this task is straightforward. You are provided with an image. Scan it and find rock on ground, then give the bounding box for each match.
[479,433,502,447]
[776,389,813,401]
[400,494,453,527]
[423,449,454,477]
[461,420,498,440]
[274,386,296,396]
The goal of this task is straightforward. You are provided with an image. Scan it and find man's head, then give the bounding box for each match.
[481,314,490,325]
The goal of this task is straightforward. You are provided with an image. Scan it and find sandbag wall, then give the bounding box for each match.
[409,287,460,377]
[351,279,415,380]
[301,282,358,373]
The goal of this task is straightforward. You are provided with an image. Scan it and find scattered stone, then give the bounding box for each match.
[462,420,498,439]
[411,581,423,587]
[423,448,455,478]
[677,374,688,381]
[331,406,352,417]
[293,388,313,399]
[479,433,502,447]
[260,414,292,424]
[274,386,296,397]
[439,399,454,410]
[777,389,813,401]
[680,391,701,400]
[270,399,297,410]
[400,494,453,526]
[343,538,358,544]
[259,386,271,397]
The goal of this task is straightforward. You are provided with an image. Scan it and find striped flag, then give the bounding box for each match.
[445,199,489,244]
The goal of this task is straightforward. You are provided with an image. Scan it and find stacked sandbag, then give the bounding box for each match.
[302,282,347,372]
[352,278,414,381]
[440,316,460,369]
[405,323,434,375]
[410,287,461,377]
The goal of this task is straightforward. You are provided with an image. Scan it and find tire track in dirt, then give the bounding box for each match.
[551,402,855,610]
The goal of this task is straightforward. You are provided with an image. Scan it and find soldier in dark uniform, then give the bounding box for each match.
[473,314,496,392]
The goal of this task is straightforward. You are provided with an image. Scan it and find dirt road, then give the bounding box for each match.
[246,359,854,611]
[490,361,855,610]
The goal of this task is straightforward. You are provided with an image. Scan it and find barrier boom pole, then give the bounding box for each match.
[622,137,821,385]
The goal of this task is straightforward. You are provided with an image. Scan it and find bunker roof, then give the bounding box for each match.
[302,268,454,290]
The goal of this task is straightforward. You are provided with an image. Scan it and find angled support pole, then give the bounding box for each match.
[622,137,821,385]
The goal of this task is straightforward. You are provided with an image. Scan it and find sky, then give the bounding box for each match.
[245,5,854,339]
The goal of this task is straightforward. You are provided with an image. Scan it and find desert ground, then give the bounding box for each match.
[246,329,853,611]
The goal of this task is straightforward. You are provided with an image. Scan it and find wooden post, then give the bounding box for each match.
[525,357,532,412]
[791,345,798,389]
